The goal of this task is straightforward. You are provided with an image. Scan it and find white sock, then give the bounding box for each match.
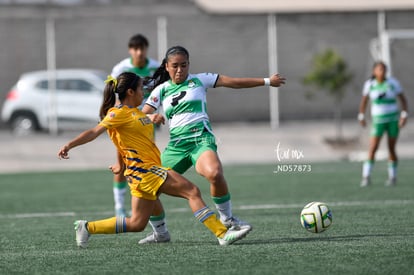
[388,161,397,179]
[113,181,127,210]
[149,213,168,234]
[212,194,232,222]
[362,161,374,178]
[215,201,232,222]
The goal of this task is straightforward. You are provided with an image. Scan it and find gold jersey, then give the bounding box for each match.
[99,105,161,169]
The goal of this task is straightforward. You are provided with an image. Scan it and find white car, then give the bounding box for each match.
[1,69,107,135]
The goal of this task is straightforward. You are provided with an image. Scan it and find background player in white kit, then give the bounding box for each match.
[110,34,159,216]
[358,61,408,187]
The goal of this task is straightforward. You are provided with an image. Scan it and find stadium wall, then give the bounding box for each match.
[0,2,413,126]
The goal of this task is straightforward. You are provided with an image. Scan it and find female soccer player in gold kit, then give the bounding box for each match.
[57,72,250,247]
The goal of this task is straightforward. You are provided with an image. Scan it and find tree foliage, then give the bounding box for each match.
[303,49,353,141]
[303,49,353,102]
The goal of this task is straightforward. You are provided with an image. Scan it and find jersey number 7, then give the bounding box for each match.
[171,91,187,106]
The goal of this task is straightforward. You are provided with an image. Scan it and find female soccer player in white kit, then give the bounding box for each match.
[358,61,408,187]
[138,45,286,243]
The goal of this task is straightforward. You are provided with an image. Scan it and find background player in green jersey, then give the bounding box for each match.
[358,61,408,187]
[110,34,160,217]
[111,34,160,105]
[139,46,286,243]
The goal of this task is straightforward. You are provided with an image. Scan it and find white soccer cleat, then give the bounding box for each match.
[138,232,171,244]
[222,216,253,232]
[218,226,251,246]
[360,177,371,187]
[74,220,90,248]
[385,178,397,187]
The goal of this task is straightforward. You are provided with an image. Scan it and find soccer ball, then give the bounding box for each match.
[300,202,332,233]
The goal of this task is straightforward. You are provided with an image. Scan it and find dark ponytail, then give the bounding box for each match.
[100,72,141,119]
[144,45,190,91]
[144,58,170,91]
[100,81,116,119]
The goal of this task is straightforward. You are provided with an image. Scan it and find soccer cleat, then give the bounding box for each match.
[222,216,252,232]
[138,232,171,244]
[115,208,127,217]
[385,178,397,187]
[218,226,250,246]
[74,220,90,248]
[360,177,371,187]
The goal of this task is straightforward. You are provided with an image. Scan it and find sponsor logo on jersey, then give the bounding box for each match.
[150,96,159,103]
[190,127,200,133]
[139,116,152,125]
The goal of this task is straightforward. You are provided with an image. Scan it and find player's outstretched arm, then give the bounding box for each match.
[215,73,286,89]
[142,104,156,114]
[57,125,106,159]
[146,113,165,125]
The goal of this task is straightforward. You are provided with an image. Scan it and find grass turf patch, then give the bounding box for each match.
[1,160,414,274]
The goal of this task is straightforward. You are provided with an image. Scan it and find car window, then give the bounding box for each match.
[35,79,95,92]
[58,79,95,92]
[36,80,48,90]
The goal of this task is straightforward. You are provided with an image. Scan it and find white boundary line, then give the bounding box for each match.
[1,199,413,219]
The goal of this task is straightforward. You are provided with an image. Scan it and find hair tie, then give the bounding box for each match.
[104,75,118,92]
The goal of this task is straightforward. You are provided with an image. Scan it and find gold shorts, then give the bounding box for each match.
[126,165,170,200]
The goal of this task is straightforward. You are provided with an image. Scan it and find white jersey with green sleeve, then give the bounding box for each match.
[111,57,159,102]
[145,73,219,141]
[111,57,159,78]
[362,77,402,124]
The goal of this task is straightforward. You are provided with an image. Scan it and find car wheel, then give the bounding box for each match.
[10,114,39,136]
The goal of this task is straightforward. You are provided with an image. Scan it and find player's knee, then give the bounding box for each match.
[204,166,223,182]
[174,176,202,200]
[186,184,201,200]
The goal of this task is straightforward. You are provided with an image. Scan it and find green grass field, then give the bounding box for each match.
[1,160,414,275]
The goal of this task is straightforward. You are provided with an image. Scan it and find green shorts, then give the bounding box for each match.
[371,120,399,138]
[161,131,217,174]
